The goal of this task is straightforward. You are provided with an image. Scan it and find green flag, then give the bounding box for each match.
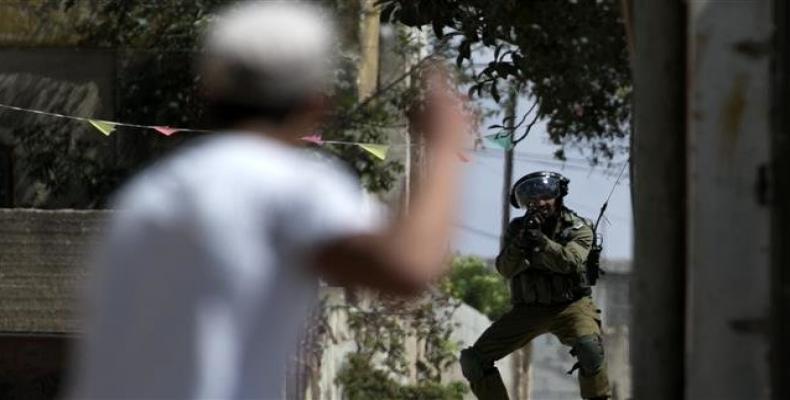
[484,132,514,150]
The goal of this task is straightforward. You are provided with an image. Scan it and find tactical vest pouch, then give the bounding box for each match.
[585,243,604,286]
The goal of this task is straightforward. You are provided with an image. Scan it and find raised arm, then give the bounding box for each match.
[312,69,469,295]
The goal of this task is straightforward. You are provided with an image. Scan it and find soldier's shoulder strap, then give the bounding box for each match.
[563,208,593,231]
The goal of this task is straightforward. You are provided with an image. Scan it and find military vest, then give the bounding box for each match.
[505,209,593,305]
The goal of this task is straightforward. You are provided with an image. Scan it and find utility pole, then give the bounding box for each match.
[774,2,790,397]
[499,85,533,400]
[632,1,686,399]
[500,87,517,249]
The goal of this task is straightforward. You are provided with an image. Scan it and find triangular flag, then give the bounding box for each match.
[88,119,116,136]
[154,126,179,136]
[484,133,514,150]
[301,134,324,145]
[358,144,389,160]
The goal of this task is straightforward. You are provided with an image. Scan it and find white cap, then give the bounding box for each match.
[201,1,337,108]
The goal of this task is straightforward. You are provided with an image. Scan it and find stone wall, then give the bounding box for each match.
[0,209,107,399]
[0,208,105,333]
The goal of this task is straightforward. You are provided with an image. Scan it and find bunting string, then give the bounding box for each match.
[0,102,405,160]
[1,102,619,167]
[0,102,211,134]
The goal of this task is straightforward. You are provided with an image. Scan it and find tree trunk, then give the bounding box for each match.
[357,0,380,101]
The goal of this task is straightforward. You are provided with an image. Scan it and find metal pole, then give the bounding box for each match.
[500,87,517,250]
[772,1,790,397]
[632,1,687,398]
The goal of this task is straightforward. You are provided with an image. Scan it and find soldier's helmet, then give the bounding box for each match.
[509,171,570,208]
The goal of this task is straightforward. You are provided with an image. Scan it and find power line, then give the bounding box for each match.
[479,147,629,170]
[475,152,631,182]
[474,152,602,174]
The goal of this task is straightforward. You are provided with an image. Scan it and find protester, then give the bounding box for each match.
[65,2,468,399]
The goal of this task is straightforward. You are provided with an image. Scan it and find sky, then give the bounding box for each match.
[452,98,633,261]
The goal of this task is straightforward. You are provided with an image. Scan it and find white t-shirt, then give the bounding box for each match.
[68,133,377,399]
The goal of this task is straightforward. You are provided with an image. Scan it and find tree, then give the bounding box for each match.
[442,256,510,321]
[382,0,631,162]
[60,0,409,193]
[4,0,415,207]
[336,290,468,400]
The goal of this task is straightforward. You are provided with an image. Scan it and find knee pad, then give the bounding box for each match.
[572,335,605,376]
[459,347,489,382]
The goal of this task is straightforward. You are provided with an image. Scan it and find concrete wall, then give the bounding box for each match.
[687,2,773,399]
[529,262,632,400]
[633,1,780,398]
[306,288,520,400]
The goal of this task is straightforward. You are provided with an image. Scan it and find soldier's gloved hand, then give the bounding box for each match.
[511,228,530,253]
[524,212,544,230]
[524,228,547,250]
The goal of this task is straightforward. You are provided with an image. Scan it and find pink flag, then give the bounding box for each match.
[154,126,179,136]
[301,134,324,145]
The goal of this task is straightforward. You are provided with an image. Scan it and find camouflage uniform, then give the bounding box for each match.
[460,207,610,400]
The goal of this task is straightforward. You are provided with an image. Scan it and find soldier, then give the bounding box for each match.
[460,171,610,400]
